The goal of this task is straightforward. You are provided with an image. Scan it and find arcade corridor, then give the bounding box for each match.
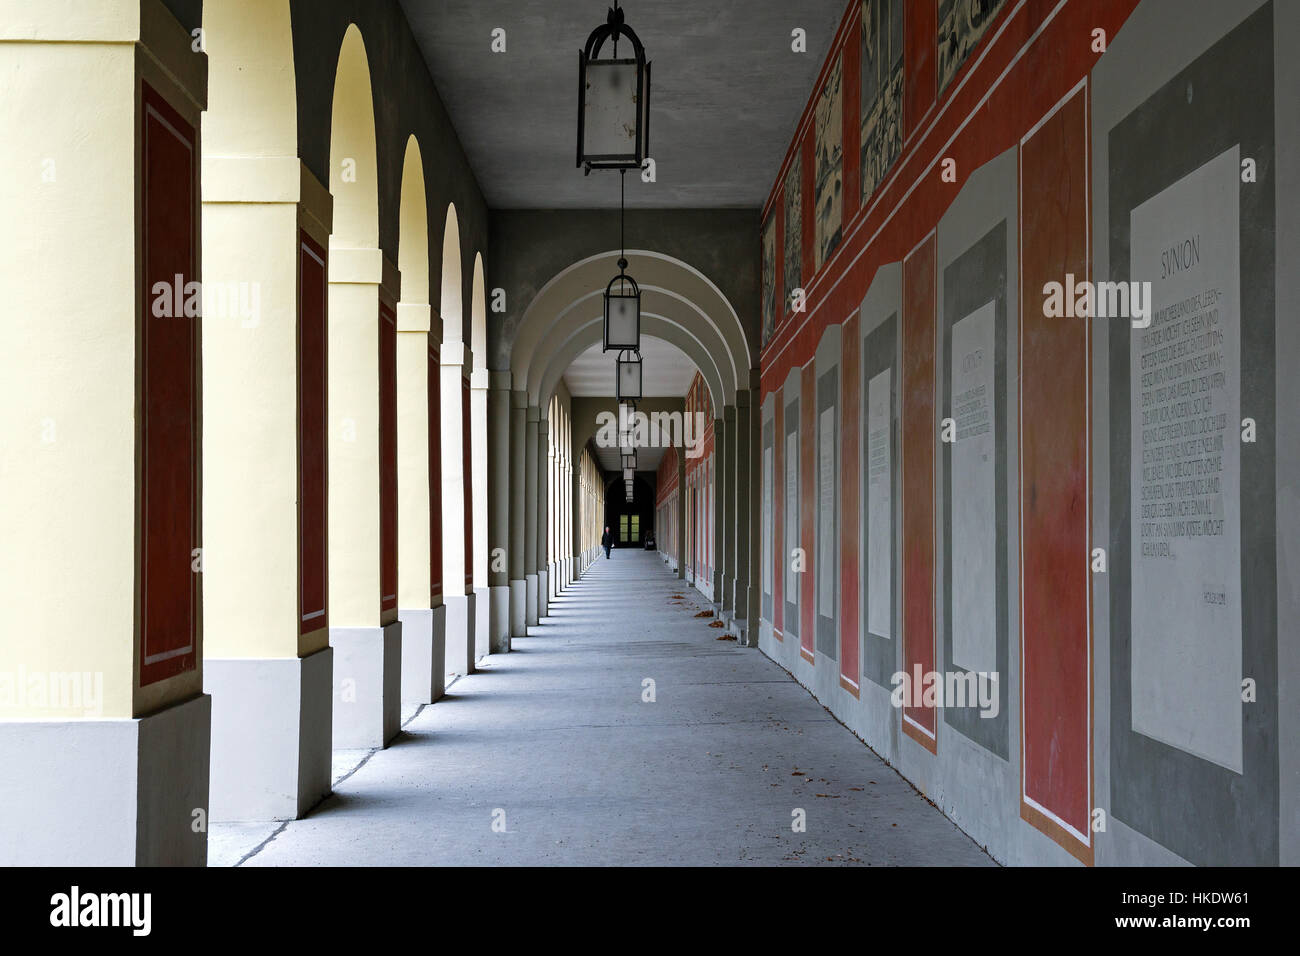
[214,550,990,867]
[2,0,1296,874]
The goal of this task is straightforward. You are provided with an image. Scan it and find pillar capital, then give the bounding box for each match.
[396,302,432,333]
[327,244,382,285]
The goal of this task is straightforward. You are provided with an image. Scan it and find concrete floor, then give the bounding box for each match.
[210,550,993,866]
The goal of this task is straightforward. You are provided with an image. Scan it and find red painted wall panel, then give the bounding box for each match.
[1019,86,1091,857]
[842,2,862,226]
[903,0,936,138]
[379,304,398,615]
[139,83,199,686]
[428,345,443,605]
[901,234,936,749]
[298,231,328,634]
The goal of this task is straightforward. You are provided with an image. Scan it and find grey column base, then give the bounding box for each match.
[538,569,549,619]
[0,694,211,865]
[443,594,475,679]
[525,573,539,627]
[399,606,446,705]
[489,584,511,652]
[473,586,490,662]
[330,621,402,750]
[509,579,527,638]
[720,574,734,615]
[743,586,760,647]
[205,649,332,822]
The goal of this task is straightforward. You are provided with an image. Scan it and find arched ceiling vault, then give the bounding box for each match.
[511,250,751,408]
[537,314,726,418]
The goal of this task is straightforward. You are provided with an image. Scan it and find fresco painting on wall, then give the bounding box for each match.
[937,0,1007,94]
[860,0,904,203]
[784,156,802,309]
[815,54,844,271]
[762,213,777,344]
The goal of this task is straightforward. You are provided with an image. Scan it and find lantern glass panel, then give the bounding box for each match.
[617,355,642,400]
[582,60,640,164]
[605,293,639,351]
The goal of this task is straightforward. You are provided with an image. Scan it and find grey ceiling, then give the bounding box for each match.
[399,0,848,208]
[562,335,698,398]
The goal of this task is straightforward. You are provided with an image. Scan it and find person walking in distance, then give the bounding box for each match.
[601,526,614,559]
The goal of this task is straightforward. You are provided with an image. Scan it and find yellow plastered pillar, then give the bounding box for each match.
[471,367,490,589]
[199,0,328,661]
[440,344,468,598]
[0,0,206,720]
[397,303,434,609]
[201,165,334,659]
[328,245,384,627]
[0,0,211,865]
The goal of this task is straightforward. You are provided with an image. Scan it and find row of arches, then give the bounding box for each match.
[200,3,493,818]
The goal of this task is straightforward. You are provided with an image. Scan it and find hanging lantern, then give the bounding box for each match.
[604,262,640,352]
[621,449,638,470]
[577,2,652,173]
[623,467,634,482]
[616,348,642,400]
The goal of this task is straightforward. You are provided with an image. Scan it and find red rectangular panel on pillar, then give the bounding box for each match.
[379,304,398,616]
[901,233,936,752]
[903,0,936,138]
[1018,85,1092,864]
[842,2,861,226]
[839,311,860,693]
[139,82,199,687]
[298,231,329,634]
[800,367,815,662]
[428,345,443,605]
[462,377,473,592]
[773,393,784,636]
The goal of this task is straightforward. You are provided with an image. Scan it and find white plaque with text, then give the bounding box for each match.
[785,430,799,604]
[866,368,892,638]
[951,301,997,675]
[1129,144,1242,772]
[763,445,773,594]
[818,406,836,614]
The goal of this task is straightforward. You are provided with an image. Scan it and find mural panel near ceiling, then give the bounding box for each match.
[762,213,777,344]
[937,0,1007,94]
[861,0,904,202]
[815,54,844,270]
[783,156,802,309]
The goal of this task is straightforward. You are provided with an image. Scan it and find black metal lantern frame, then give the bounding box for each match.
[616,347,642,400]
[621,449,637,470]
[577,2,652,173]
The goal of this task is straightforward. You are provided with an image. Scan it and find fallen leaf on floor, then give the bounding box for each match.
[709,620,726,628]
[694,610,714,618]
[715,633,736,640]
[791,771,804,776]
